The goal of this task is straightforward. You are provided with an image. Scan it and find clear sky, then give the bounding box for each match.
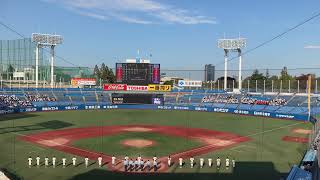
[1,0,320,75]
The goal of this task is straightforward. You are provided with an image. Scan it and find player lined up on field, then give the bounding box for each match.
[27,155,236,170]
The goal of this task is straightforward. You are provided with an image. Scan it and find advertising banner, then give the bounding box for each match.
[148,84,171,92]
[103,84,127,91]
[71,78,96,86]
[178,80,202,87]
[127,85,148,91]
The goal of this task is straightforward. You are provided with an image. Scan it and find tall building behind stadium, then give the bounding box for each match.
[204,64,215,82]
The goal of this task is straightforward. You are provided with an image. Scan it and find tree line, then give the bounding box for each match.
[93,63,115,83]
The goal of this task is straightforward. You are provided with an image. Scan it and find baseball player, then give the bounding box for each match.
[28,156,32,168]
[208,158,212,167]
[179,157,183,168]
[232,158,235,168]
[129,159,134,170]
[140,159,144,171]
[84,157,89,168]
[124,159,128,171]
[153,155,157,163]
[200,158,204,168]
[98,156,102,167]
[36,156,40,167]
[62,157,66,168]
[124,155,129,162]
[112,155,116,166]
[72,157,77,166]
[153,159,158,172]
[138,155,142,164]
[146,160,151,172]
[134,159,139,171]
[216,157,221,169]
[44,157,49,167]
[190,157,194,168]
[226,157,230,169]
[52,156,56,168]
[167,156,172,167]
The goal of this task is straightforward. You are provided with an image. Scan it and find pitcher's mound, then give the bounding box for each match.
[121,139,155,148]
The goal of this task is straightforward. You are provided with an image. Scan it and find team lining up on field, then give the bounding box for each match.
[27,155,236,172]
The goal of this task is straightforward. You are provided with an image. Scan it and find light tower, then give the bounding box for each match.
[218,38,246,90]
[32,33,63,88]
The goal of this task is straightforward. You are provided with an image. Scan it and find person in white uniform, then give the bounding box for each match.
[44,157,49,167]
[190,157,194,168]
[225,157,230,169]
[28,156,32,168]
[72,157,77,166]
[179,157,183,168]
[232,158,236,168]
[208,158,212,167]
[200,158,204,168]
[216,157,221,169]
[167,156,172,167]
[84,157,89,168]
[36,156,40,167]
[112,155,116,166]
[62,157,66,168]
[98,156,102,167]
[52,156,56,168]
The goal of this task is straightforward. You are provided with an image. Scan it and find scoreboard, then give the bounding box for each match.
[112,93,164,105]
[116,63,160,85]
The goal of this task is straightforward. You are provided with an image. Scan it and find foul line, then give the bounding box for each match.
[11,132,106,158]
[169,121,305,157]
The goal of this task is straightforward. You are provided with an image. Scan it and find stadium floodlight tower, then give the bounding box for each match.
[218,38,246,90]
[32,33,63,88]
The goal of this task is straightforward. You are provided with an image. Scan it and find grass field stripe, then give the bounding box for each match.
[169,121,305,158]
[12,132,105,157]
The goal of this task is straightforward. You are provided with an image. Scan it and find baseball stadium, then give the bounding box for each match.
[1,1,320,180]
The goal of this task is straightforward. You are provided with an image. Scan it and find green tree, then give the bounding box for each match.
[163,80,174,86]
[107,68,115,83]
[7,64,15,79]
[100,63,108,81]
[93,65,101,79]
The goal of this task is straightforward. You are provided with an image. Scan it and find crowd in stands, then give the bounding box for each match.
[25,93,56,102]
[201,94,287,106]
[0,95,32,108]
[312,132,320,151]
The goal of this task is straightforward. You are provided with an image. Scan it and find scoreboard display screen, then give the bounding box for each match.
[112,93,164,105]
[116,63,160,85]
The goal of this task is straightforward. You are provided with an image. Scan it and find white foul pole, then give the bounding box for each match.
[50,45,55,88]
[35,45,39,88]
[224,49,228,90]
[238,49,242,90]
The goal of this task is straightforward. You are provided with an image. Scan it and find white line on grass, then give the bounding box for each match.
[170,121,305,157]
[11,132,105,157]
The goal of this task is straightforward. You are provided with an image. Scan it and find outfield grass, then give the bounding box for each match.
[0,109,312,180]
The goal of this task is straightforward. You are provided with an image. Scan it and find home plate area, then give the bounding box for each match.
[19,125,250,173]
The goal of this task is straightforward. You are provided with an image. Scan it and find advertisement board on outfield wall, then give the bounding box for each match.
[71,78,96,86]
[3,104,311,121]
[103,84,127,91]
[127,85,148,91]
[148,84,171,91]
[178,80,202,87]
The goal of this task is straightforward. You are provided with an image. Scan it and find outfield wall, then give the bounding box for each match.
[0,104,310,121]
